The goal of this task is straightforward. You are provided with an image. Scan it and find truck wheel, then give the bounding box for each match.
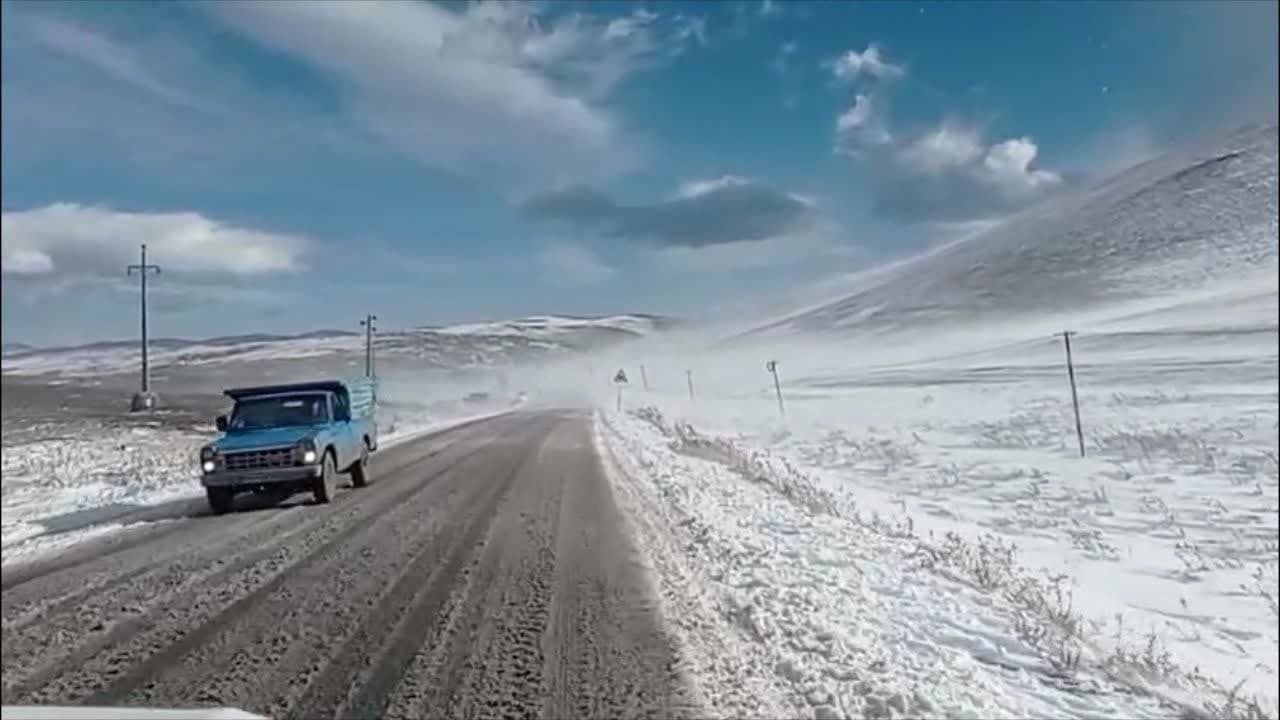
[350,446,370,488]
[313,451,336,504]
[207,487,234,515]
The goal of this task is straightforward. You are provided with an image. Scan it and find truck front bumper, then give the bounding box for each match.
[201,465,322,489]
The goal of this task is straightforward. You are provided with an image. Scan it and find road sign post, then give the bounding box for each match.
[613,369,629,412]
[766,360,785,418]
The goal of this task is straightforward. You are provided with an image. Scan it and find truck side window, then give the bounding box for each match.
[334,392,349,421]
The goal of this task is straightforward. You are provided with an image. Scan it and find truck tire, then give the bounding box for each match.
[313,451,336,504]
[207,487,234,515]
[350,446,370,488]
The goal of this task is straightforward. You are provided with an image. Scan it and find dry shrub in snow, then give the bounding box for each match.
[672,420,839,517]
[633,405,673,438]
[622,406,1279,719]
[631,406,839,517]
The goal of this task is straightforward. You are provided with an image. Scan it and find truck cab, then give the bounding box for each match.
[199,379,378,514]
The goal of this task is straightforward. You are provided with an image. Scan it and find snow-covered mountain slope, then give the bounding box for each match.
[747,123,1278,340]
[0,314,673,379]
[427,313,674,339]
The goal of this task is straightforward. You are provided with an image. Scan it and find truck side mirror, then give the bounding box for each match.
[215,415,229,432]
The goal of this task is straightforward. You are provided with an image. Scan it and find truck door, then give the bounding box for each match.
[332,391,358,469]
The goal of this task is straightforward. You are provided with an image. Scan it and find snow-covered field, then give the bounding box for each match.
[599,409,1187,719]
[0,394,522,567]
[0,314,665,379]
[589,286,1278,718]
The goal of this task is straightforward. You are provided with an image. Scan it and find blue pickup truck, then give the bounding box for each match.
[198,378,378,514]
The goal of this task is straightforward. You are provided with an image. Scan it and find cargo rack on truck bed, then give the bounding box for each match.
[223,380,358,400]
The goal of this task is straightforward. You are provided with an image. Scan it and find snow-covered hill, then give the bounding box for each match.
[426,313,674,339]
[0,313,674,379]
[748,123,1278,341]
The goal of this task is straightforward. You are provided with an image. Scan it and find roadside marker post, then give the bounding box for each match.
[766,360,786,419]
[360,314,378,378]
[1060,331,1086,458]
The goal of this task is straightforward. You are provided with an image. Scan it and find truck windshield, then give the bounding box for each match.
[229,393,329,430]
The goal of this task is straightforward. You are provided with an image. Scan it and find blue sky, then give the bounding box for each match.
[2,0,1276,345]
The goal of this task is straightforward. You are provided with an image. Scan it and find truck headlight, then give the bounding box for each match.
[295,439,318,465]
[200,446,218,473]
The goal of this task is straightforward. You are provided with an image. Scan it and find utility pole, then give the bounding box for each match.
[640,364,650,391]
[360,314,378,378]
[686,369,695,401]
[127,244,161,411]
[1060,331,1086,458]
[766,360,786,418]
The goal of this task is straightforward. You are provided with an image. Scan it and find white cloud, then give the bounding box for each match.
[896,123,985,175]
[866,123,1062,221]
[836,93,892,147]
[673,15,709,48]
[1,204,309,277]
[830,44,904,82]
[978,137,1062,197]
[604,9,659,41]
[675,175,751,199]
[200,1,704,185]
[23,15,216,115]
[825,40,1064,222]
[836,95,874,133]
[538,243,615,285]
[4,2,707,192]
[2,6,367,186]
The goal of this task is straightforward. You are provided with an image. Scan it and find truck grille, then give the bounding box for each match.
[224,447,294,471]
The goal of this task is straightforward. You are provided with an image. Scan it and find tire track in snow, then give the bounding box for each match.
[5,418,524,704]
[2,410,696,719]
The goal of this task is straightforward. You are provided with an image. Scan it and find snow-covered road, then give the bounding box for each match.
[1,399,521,566]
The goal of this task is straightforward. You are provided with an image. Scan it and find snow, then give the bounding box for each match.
[428,313,665,337]
[0,707,265,720]
[0,336,364,377]
[741,124,1276,342]
[586,274,1277,717]
[0,395,524,568]
[0,314,664,378]
[598,409,1181,718]
[577,125,1278,718]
